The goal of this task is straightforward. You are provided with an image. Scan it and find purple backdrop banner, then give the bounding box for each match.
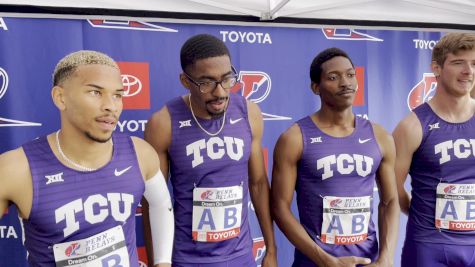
[0,16,454,266]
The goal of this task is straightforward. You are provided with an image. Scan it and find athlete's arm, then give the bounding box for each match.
[0,147,32,220]
[271,124,370,267]
[141,107,174,267]
[247,101,277,267]
[133,136,173,267]
[392,112,422,215]
[369,123,400,267]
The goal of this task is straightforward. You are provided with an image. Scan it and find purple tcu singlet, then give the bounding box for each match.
[167,93,253,264]
[406,103,475,245]
[22,133,144,267]
[293,116,382,266]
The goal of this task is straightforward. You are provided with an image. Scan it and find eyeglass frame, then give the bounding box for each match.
[182,65,239,93]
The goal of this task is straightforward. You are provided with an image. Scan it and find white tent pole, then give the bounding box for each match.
[184,0,261,17]
[269,0,291,19]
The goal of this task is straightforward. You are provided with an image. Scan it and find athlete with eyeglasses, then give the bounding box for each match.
[143,34,277,267]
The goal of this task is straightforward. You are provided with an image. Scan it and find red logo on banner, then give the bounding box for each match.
[137,246,148,267]
[253,237,266,262]
[407,73,437,110]
[3,207,8,215]
[262,147,269,176]
[354,67,365,106]
[117,62,151,110]
[322,29,383,42]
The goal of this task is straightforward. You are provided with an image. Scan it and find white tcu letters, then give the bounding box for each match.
[186,137,244,168]
[435,139,475,164]
[55,193,134,237]
[317,154,374,180]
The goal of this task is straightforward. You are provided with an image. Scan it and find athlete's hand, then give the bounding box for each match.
[261,249,278,267]
[323,255,371,267]
[363,257,393,267]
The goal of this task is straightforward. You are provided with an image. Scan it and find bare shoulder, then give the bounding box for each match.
[275,123,303,156]
[392,112,422,148]
[130,136,160,181]
[145,105,172,150]
[246,100,262,119]
[0,147,31,202]
[370,122,395,155]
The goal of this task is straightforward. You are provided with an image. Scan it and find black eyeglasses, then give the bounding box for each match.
[183,66,238,93]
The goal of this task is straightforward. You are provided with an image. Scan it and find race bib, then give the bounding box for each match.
[192,185,243,242]
[53,225,130,267]
[435,183,475,231]
[321,196,371,245]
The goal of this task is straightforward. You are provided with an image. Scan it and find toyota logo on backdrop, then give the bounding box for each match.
[121,74,142,97]
[117,62,151,110]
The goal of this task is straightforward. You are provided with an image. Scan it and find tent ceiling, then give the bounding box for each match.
[1,0,475,27]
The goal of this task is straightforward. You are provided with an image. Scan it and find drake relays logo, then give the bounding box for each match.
[0,67,42,127]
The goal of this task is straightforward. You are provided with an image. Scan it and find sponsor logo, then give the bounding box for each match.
[45,172,64,185]
[88,19,177,32]
[444,185,456,194]
[407,73,437,110]
[0,225,18,239]
[252,237,266,265]
[137,246,148,267]
[230,71,291,121]
[330,198,343,208]
[0,67,41,127]
[201,190,215,200]
[65,243,81,257]
[114,166,132,176]
[358,138,371,144]
[413,39,438,50]
[0,18,7,31]
[311,137,322,144]
[220,31,272,44]
[230,118,243,124]
[116,119,147,133]
[179,120,192,128]
[322,28,383,42]
[429,122,440,131]
[117,62,151,110]
[354,67,365,106]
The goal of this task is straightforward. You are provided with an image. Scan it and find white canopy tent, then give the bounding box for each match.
[0,0,474,29]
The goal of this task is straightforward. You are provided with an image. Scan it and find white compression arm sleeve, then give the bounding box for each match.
[143,171,174,265]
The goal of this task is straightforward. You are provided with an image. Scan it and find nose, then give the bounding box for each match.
[101,94,120,112]
[212,82,228,97]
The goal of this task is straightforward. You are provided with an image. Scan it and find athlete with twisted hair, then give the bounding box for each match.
[0,50,174,267]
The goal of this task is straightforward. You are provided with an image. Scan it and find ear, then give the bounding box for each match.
[310,82,320,95]
[431,61,441,77]
[51,86,66,111]
[180,73,191,91]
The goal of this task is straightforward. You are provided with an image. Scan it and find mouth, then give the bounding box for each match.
[206,97,228,111]
[96,116,117,131]
[337,89,356,96]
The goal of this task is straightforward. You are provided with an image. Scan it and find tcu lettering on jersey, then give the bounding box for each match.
[317,154,374,180]
[55,193,134,237]
[186,137,244,168]
[435,139,475,164]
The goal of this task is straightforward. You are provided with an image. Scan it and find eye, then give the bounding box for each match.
[328,76,337,81]
[89,90,101,96]
[347,73,356,78]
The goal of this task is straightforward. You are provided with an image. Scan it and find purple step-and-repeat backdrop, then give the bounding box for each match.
[0,16,451,266]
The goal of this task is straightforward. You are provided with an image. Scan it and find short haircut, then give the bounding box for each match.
[432,32,475,66]
[310,47,354,84]
[180,34,230,72]
[53,50,119,86]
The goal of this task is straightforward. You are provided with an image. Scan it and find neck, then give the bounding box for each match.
[54,129,113,171]
[429,87,474,122]
[316,106,354,126]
